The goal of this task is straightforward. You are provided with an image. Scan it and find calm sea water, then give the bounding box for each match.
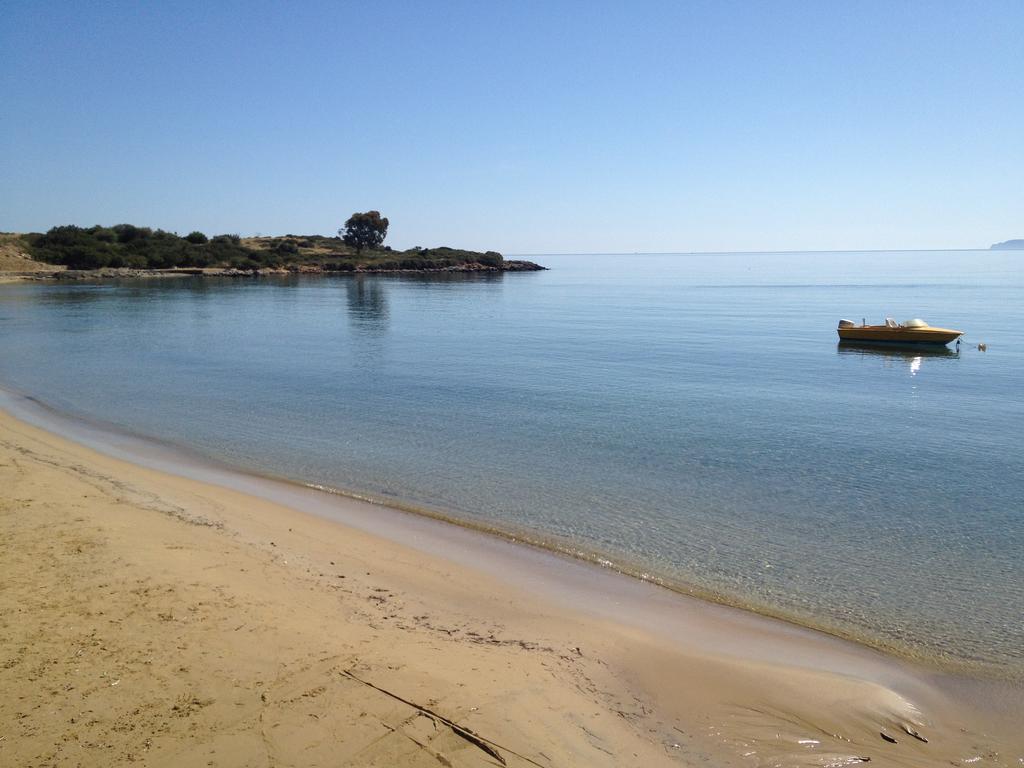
[1,251,1021,677]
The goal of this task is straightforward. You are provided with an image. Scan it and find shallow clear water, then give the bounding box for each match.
[1,251,1021,676]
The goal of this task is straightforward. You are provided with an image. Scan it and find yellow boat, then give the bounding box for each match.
[836,317,963,346]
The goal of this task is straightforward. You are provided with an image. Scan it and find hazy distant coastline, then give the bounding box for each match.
[990,239,1024,250]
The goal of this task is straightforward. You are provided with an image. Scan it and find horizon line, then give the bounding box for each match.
[506,247,1007,257]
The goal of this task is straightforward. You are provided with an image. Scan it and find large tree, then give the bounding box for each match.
[339,211,389,252]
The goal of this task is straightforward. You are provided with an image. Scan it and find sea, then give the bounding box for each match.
[1,251,1021,679]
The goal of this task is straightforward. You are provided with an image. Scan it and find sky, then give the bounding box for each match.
[1,1,1021,253]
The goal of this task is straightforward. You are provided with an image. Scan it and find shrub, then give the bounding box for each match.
[229,256,260,270]
[65,245,110,270]
[113,224,152,243]
[272,240,299,255]
[478,251,504,268]
[185,231,208,244]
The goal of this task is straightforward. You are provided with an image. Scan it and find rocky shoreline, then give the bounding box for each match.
[3,259,547,282]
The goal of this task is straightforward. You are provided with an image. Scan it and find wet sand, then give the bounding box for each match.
[1,404,1020,767]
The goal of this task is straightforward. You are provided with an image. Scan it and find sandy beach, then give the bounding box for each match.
[1,405,1020,767]
[6,2,1021,764]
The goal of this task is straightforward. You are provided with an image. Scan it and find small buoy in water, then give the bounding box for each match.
[978,343,987,352]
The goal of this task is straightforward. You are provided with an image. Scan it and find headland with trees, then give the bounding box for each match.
[5,211,544,278]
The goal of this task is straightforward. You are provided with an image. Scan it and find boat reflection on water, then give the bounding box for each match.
[837,340,959,375]
[837,340,960,359]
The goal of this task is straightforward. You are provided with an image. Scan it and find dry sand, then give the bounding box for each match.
[0,234,63,282]
[1,407,1020,767]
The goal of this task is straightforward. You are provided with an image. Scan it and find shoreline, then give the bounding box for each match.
[1,392,1022,765]
[1,385,1015,683]
[0,260,547,283]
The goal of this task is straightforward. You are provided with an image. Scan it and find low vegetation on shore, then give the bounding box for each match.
[6,214,544,276]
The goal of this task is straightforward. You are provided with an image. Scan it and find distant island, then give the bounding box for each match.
[990,239,1024,250]
[0,212,545,279]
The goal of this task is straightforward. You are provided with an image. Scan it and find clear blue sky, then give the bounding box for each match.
[2,1,1021,253]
